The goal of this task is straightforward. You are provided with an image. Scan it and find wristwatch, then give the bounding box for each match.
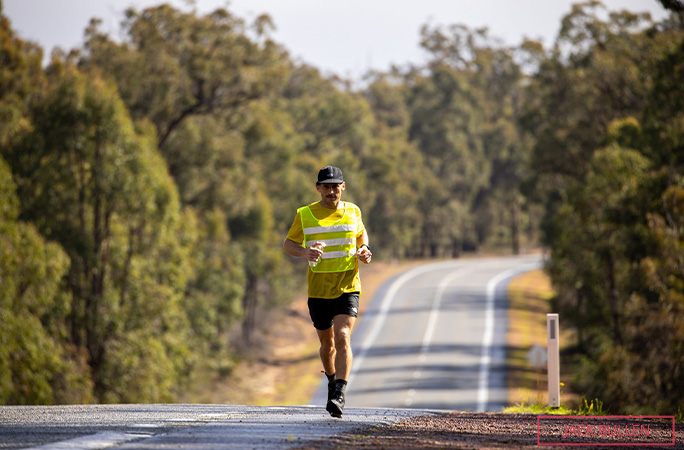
[359,244,370,252]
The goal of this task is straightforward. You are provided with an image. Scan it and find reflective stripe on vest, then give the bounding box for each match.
[299,203,358,273]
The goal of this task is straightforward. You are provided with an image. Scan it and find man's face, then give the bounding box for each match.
[316,182,345,208]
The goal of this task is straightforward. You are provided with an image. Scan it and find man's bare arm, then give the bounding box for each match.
[284,238,323,263]
[356,230,371,264]
[356,230,369,249]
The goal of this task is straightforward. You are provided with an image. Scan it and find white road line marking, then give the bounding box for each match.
[477,262,541,412]
[348,256,541,409]
[408,269,467,406]
[200,413,232,419]
[348,262,458,388]
[420,270,466,357]
[29,432,148,450]
[404,388,416,406]
[161,418,199,422]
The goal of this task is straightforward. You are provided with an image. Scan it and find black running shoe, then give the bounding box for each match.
[326,387,345,418]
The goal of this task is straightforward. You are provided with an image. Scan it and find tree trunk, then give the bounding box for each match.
[511,196,520,255]
[241,272,258,346]
[606,252,622,346]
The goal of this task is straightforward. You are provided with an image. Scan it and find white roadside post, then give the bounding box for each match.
[547,313,560,407]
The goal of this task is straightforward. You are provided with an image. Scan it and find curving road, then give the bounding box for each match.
[312,254,543,411]
[0,255,543,450]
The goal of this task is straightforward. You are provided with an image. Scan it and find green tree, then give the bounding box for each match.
[404,24,534,255]
[80,4,303,351]
[80,5,289,151]
[585,27,684,415]
[520,1,663,207]
[5,63,194,402]
[0,8,44,147]
[548,144,652,345]
[1,6,95,405]
[362,75,427,258]
[0,157,93,404]
[524,2,684,414]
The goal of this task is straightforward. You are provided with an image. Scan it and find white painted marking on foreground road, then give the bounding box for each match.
[29,432,148,450]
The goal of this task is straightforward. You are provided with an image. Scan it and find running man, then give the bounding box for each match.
[283,166,372,418]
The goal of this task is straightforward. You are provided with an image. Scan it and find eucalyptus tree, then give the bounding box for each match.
[362,75,429,258]
[0,8,44,148]
[80,4,289,153]
[521,1,678,338]
[520,1,684,414]
[0,157,95,404]
[405,24,532,255]
[78,4,300,349]
[5,62,194,402]
[0,8,97,405]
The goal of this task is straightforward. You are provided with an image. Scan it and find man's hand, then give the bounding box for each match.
[308,243,325,263]
[284,239,325,263]
[357,246,372,264]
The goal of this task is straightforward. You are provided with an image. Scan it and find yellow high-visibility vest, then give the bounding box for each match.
[299,202,359,273]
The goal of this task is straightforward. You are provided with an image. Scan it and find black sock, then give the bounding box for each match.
[335,379,347,393]
[325,372,336,384]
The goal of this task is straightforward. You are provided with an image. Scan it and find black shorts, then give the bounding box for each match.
[308,292,360,330]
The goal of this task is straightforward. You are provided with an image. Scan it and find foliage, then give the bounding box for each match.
[520,2,684,415]
[503,394,607,416]
[1,1,682,412]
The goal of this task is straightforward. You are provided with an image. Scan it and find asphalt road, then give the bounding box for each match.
[1,254,542,449]
[0,404,437,449]
[312,254,543,411]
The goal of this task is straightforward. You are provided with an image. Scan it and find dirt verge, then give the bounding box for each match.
[291,412,683,450]
[181,259,424,405]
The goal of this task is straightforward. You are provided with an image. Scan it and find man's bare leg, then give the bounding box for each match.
[323,314,355,417]
[316,326,336,377]
[332,314,356,380]
[316,314,356,417]
[316,314,356,378]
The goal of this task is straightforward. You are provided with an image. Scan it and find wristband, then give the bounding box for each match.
[359,244,370,252]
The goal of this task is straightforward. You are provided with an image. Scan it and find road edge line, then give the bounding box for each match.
[477,262,541,412]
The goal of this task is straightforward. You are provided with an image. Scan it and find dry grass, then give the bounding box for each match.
[182,260,579,409]
[506,269,578,409]
[179,260,424,405]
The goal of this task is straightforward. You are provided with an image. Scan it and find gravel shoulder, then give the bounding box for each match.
[182,256,683,449]
[292,412,683,450]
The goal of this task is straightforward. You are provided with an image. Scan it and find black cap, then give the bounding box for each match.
[317,166,344,184]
